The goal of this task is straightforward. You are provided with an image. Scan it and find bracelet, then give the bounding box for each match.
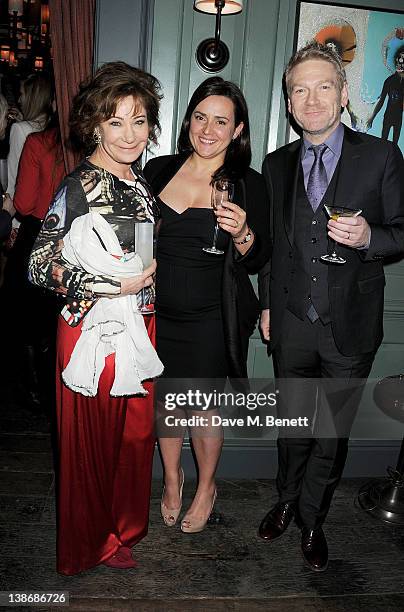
[233,227,252,245]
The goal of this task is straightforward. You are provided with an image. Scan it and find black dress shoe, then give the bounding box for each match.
[258,502,296,541]
[301,527,328,572]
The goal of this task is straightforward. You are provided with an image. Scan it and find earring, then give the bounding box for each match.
[93,129,102,145]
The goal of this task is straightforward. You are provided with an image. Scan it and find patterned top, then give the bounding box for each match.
[29,159,157,324]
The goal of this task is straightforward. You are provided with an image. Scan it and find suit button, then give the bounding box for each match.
[284,287,288,294]
[311,237,317,243]
[312,220,317,225]
[289,251,293,258]
[312,276,317,282]
[311,257,318,263]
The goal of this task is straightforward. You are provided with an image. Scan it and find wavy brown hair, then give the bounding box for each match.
[70,61,162,153]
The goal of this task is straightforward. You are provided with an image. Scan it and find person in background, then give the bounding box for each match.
[144,77,270,534]
[1,117,65,411]
[0,93,8,191]
[7,72,54,196]
[29,61,162,575]
[0,94,12,278]
[0,194,14,240]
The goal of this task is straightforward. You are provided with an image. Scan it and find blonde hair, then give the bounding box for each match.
[0,94,8,137]
[285,40,347,96]
[21,73,54,123]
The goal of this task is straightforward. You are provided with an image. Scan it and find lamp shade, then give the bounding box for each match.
[194,0,243,15]
[34,56,44,70]
[0,45,10,62]
[41,4,50,25]
[8,0,23,15]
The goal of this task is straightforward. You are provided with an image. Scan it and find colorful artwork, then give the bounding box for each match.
[296,2,404,152]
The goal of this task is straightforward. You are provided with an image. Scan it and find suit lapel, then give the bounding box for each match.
[284,140,301,246]
[333,125,363,206]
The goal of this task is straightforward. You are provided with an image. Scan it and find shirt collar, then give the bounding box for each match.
[302,122,344,158]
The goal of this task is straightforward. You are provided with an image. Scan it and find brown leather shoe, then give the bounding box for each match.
[258,502,296,541]
[301,527,328,572]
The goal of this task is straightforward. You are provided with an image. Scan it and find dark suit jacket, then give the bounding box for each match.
[144,153,270,377]
[258,125,404,356]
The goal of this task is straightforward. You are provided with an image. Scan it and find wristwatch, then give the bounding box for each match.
[233,228,252,245]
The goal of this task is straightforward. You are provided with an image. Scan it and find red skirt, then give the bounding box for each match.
[55,315,156,575]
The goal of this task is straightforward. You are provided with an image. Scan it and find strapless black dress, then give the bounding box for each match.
[156,200,230,379]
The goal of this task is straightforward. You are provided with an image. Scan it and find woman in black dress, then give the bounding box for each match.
[144,77,270,533]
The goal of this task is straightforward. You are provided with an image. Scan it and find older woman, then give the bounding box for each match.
[29,62,162,574]
[144,77,270,534]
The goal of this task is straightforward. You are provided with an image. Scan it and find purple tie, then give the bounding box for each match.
[306,144,328,211]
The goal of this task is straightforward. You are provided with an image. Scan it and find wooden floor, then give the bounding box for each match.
[1,372,404,612]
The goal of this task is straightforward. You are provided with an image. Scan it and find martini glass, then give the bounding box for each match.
[203,179,234,255]
[321,205,363,265]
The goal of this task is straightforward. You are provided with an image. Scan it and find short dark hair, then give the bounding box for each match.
[177,77,251,182]
[70,61,162,152]
[285,40,347,96]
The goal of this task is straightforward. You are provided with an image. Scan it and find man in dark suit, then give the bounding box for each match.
[257,41,404,572]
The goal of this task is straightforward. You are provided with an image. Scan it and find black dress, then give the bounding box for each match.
[144,153,271,380]
[156,200,230,379]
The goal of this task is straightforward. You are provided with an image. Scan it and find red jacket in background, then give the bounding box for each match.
[14,127,66,220]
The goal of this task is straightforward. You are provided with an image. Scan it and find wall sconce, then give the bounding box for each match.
[34,55,44,70]
[41,4,50,35]
[0,45,11,62]
[194,0,243,73]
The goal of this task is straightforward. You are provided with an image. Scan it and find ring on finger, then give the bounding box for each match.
[347,232,350,240]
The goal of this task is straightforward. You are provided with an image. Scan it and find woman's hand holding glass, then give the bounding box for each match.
[215,200,247,239]
[119,259,156,297]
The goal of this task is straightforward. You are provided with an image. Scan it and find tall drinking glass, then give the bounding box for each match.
[203,179,234,255]
[134,222,155,314]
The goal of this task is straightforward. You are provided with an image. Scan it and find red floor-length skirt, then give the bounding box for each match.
[55,315,156,575]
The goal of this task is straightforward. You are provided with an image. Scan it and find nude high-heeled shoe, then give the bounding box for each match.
[181,489,217,534]
[160,467,184,527]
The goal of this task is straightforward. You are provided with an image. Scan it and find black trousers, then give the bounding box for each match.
[272,309,375,529]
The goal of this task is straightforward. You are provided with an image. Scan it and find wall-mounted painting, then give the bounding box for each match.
[294,1,404,152]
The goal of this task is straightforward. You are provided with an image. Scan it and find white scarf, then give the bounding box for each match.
[61,211,163,397]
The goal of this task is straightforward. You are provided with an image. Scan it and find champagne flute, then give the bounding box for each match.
[134,222,155,314]
[321,205,363,265]
[203,178,234,255]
